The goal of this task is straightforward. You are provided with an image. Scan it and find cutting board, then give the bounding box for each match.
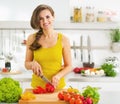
[19,88,68,104]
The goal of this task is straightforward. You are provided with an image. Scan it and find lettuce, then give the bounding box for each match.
[0,77,22,103]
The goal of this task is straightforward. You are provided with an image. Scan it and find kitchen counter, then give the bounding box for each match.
[66,72,120,82]
[0,71,32,82]
[1,71,120,83]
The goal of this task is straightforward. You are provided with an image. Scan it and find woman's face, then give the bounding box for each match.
[39,9,54,30]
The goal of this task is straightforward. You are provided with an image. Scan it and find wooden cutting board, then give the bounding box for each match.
[19,88,68,104]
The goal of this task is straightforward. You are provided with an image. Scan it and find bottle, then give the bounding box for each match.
[5,60,11,72]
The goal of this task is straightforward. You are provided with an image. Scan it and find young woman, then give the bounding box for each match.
[25,4,72,90]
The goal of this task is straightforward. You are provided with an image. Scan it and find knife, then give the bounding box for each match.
[73,41,76,59]
[87,35,91,63]
[40,75,52,85]
[80,35,83,62]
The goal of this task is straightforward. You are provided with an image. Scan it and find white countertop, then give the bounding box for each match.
[0,71,120,83]
[66,72,120,82]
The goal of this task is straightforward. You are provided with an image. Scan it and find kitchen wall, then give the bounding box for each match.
[0,0,120,71]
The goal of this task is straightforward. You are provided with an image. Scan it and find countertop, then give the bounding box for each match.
[66,72,120,82]
[0,71,120,82]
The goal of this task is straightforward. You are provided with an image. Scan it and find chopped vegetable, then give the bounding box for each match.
[21,92,35,100]
[0,77,22,103]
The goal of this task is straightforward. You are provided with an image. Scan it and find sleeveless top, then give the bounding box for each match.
[31,33,65,90]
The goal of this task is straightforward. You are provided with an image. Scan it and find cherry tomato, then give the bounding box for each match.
[64,93,71,102]
[58,92,64,100]
[69,97,75,104]
[75,98,83,104]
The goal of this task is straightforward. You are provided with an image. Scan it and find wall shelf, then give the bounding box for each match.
[0,21,120,30]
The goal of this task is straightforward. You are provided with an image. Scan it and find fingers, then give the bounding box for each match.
[31,60,43,76]
[51,75,60,88]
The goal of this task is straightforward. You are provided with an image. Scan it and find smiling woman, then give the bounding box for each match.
[24,4,72,90]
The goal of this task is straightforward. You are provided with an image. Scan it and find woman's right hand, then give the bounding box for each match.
[31,60,43,76]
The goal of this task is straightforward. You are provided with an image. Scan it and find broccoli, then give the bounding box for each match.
[0,77,22,103]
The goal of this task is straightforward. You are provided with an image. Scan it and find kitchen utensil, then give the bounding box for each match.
[83,36,94,68]
[73,41,76,59]
[80,35,83,62]
[0,29,5,60]
[40,75,52,85]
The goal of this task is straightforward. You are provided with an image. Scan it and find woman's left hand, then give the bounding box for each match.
[51,75,60,88]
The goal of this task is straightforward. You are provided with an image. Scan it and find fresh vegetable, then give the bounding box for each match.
[33,86,46,94]
[33,83,55,94]
[82,86,100,104]
[100,63,117,77]
[58,86,100,104]
[73,67,89,74]
[21,92,35,100]
[0,77,22,103]
[45,83,55,93]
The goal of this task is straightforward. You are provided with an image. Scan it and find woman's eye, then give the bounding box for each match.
[46,15,50,19]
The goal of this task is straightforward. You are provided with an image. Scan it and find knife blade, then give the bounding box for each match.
[87,35,91,63]
[80,35,83,62]
[40,75,52,85]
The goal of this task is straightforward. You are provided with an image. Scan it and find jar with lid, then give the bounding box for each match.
[86,6,95,22]
[97,11,107,22]
[73,7,82,22]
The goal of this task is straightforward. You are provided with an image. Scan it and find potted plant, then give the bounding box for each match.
[110,28,120,52]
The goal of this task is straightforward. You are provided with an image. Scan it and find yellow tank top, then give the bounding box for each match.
[31,33,65,90]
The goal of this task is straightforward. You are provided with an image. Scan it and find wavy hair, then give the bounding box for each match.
[29,4,54,50]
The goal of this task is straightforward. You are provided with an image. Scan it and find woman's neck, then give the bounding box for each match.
[43,29,56,38]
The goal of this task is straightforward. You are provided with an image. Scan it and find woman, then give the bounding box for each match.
[25,4,72,90]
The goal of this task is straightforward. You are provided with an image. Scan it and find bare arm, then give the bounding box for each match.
[52,35,72,87]
[24,34,43,76]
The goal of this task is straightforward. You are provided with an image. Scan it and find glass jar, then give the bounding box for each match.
[86,6,95,22]
[97,11,107,22]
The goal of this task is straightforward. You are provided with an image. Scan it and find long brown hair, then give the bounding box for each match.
[29,4,55,50]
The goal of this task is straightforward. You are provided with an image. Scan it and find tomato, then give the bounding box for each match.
[69,97,75,104]
[58,92,64,100]
[74,93,81,99]
[64,93,71,102]
[75,98,83,104]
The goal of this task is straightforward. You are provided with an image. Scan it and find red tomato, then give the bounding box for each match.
[75,98,83,104]
[74,93,81,99]
[64,93,71,102]
[58,92,64,100]
[69,97,75,104]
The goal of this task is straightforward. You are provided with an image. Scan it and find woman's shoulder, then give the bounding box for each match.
[58,33,69,41]
[27,32,36,45]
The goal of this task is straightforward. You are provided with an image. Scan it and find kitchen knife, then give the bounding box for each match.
[73,41,76,59]
[80,35,83,62]
[87,35,91,63]
[40,75,52,85]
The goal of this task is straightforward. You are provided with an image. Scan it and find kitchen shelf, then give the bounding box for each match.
[0,21,120,30]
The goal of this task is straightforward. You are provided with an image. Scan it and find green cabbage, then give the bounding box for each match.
[0,77,22,103]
